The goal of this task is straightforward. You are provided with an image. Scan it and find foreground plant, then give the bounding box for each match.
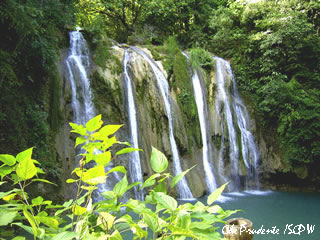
[0,115,237,239]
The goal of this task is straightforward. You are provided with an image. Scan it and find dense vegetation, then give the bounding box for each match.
[0,0,319,187]
[0,116,235,239]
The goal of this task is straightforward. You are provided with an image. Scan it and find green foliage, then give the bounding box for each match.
[208,0,320,168]
[0,115,236,239]
[189,48,214,70]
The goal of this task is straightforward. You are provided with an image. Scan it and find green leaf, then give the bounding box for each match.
[72,205,87,216]
[207,183,228,205]
[106,166,127,175]
[140,173,160,189]
[82,165,106,185]
[101,191,116,200]
[98,124,123,138]
[0,166,13,179]
[35,216,59,230]
[142,212,159,232]
[113,175,128,196]
[12,223,34,236]
[115,147,142,156]
[51,231,78,240]
[153,192,177,211]
[150,147,168,173]
[154,181,167,193]
[0,154,16,166]
[12,237,26,240]
[23,210,39,237]
[95,151,111,165]
[75,137,87,148]
[31,179,56,185]
[85,114,103,132]
[16,157,37,181]
[0,209,17,226]
[66,178,78,183]
[171,165,195,188]
[16,148,33,163]
[110,229,123,240]
[31,196,44,206]
[69,122,87,136]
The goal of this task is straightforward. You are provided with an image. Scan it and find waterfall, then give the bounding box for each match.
[123,50,144,200]
[131,47,194,199]
[65,31,119,200]
[214,57,260,190]
[183,52,217,193]
[66,31,95,125]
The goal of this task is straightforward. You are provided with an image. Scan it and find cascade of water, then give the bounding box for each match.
[214,57,260,190]
[65,31,119,200]
[66,31,95,124]
[123,50,144,200]
[131,47,194,199]
[183,52,217,193]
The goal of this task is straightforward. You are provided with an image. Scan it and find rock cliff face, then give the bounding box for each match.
[54,34,315,200]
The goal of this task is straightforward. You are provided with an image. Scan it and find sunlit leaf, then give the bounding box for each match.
[16,157,37,181]
[113,175,128,196]
[0,154,16,166]
[72,205,87,216]
[171,165,195,188]
[16,148,33,163]
[0,209,17,226]
[85,114,103,132]
[150,147,168,173]
[96,151,111,165]
[106,166,127,175]
[153,192,177,211]
[115,147,142,156]
[207,182,228,205]
[31,196,44,205]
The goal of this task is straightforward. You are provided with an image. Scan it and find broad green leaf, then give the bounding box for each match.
[140,173,160,189]
[16,157,37,181]
[81,186,97,191]
[207,205,223,214]
[97,212,115,230]
[0,154,16,166]
[154,181,167,193]
[2,193,16,201]
[110,229,122,240]
[16,148,33,163]
[99,124,123,138]
[153,192,177,212]
[75,137,87,148]
[0,166,13,179]
[69,122,87,136]
[72,205,87,216]
[0,181,5,186]
[101,191,116,200]
[167,225,197,238]
[207,182,228,205]
[171,165,195,188]
[0,209,17,226]
[103,136,117,150]
[115,147,142,156]
[125,182,141,192]
[150,147,168,173]
[51,231,78,240]
[31,196,43,205]
[113,175,128,196]
[12,237,26,240]
[85,114,103,132]
[106,166,127,175]
[82,165,106,185]
[35,216,59,230]
[96,151,111,165]
[142,212,159,232]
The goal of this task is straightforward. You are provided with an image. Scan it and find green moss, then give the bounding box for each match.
[172,51,201,149]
